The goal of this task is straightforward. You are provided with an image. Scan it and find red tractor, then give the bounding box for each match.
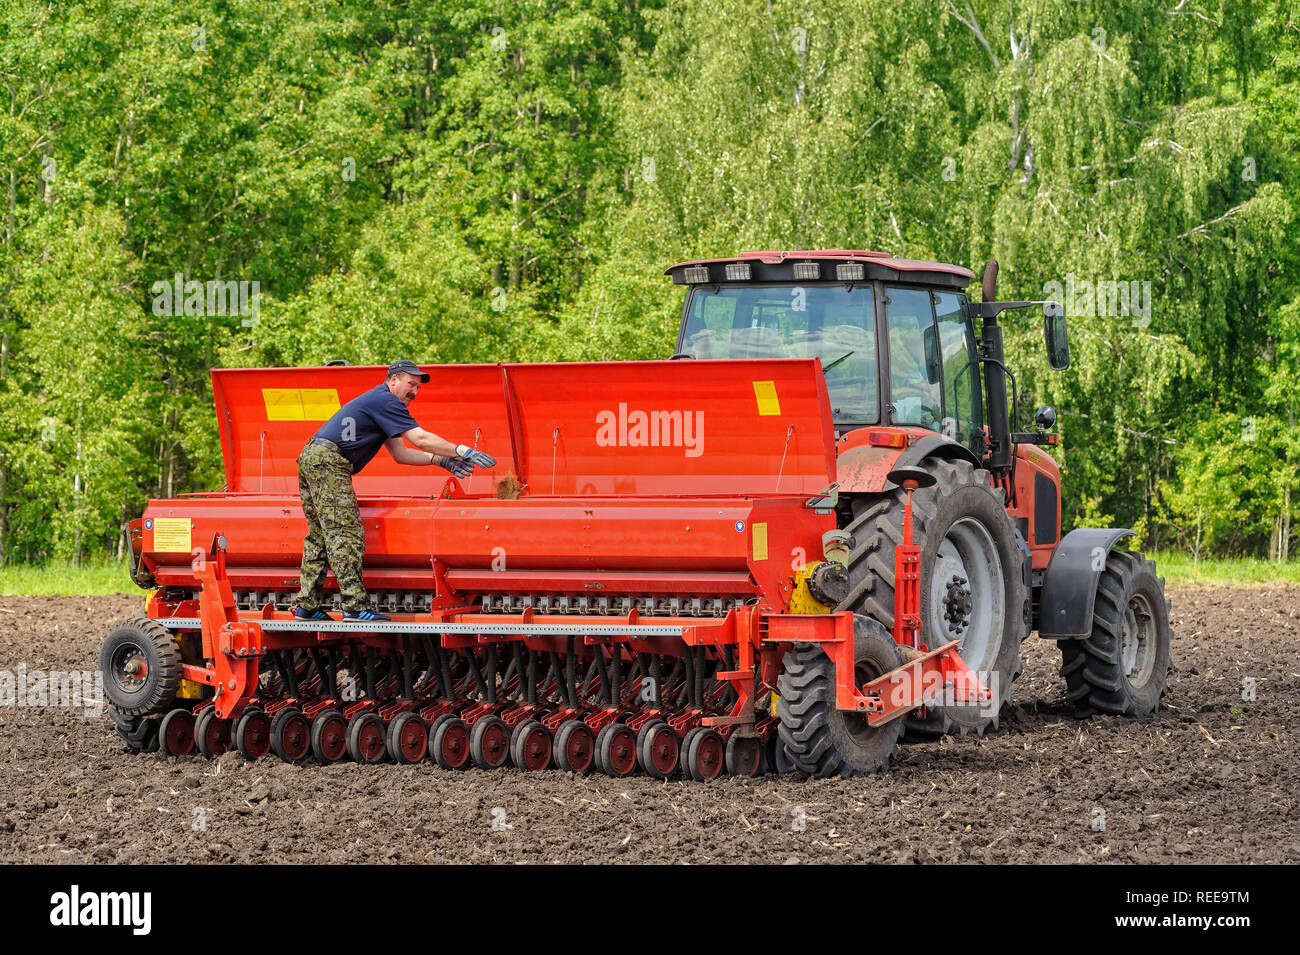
[667,250,1173,753]
[97,249,1172,777]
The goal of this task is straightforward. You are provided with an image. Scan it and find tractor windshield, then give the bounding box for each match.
[680,285,878,424]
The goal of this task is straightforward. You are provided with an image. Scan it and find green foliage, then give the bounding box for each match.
[0,0,1297,563]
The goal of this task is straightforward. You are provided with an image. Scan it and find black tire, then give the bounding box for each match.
[109,706,161,754]
[432,717,471,770]
[311,710,348,764]
[99,617,182,718]
[346,712,387,764]
[638,722,679,779]
[595,722,637,777]
[553,720,595,774]
[776,615,905,777]
[469,715,510,770]
[838,457,1026,737]
[233,708,270,760]
[1060,550,1172,717]
[387,712,428,764]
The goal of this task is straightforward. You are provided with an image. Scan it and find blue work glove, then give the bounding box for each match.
[455,444,497,469]
[436,454,473,478]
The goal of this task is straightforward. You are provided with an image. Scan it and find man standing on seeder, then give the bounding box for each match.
[293,359,496,622]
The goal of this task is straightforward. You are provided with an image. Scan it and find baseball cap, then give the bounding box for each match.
[387,359,430,383]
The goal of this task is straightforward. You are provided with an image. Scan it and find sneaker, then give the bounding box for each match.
[293,606,333,620]
[343,608,391,622]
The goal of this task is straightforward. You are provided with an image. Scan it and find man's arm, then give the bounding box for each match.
[384,432,456,467]
[387,428,497,473]
[390,427,460,461]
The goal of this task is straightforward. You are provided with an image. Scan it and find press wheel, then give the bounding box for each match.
[310,710,348,764]
[469,715,510,770]
[637,721,680,780]
[595,722,637,777]
[234,708,271,760]
[346,712,386,764]
[386,712,428,764]
[158,707,196,758]
[510,720,552,771]
[432,717,470,770]
[194,706,231,758]
[683,726,725,781]
[553,719,595,773]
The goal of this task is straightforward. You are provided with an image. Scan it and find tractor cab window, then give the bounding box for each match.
[934,292,985,452]
[680,284,879,424]
[886,288,944,431]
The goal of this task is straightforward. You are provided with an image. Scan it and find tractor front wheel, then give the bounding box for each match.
[838,458,1026,738]
[775,615,904,777]
[1060,551,1172,716]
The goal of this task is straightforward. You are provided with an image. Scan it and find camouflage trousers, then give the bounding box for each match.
[295,441,369,611]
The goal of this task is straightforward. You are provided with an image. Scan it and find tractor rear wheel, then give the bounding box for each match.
[1060,551,1172,716]
[838,457,1026,737]
[775,615,904,777]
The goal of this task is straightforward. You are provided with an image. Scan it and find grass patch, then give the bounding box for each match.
[1,551,1296,596]
[0,559,137,596]
[1143,550,1300,588]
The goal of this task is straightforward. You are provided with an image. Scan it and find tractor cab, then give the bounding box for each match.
[668,249,1069,465]
[669,251,987,455]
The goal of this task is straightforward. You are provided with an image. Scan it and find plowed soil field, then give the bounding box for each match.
[1,587,1295,864]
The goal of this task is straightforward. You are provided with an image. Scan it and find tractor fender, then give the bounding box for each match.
[1037,528,1135,639]
[836,433,982,494]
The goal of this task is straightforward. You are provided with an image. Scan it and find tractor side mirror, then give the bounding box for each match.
[1035,406,1057,430]
[1044,303,1070,370]
[922,324,942,384]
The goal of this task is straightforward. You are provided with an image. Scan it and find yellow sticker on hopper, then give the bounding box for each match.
[262,388,340,421]
[299,388,341,420]
[753,380,781,416]
[152,517,191,553]
[262,388,305,421]
[752,522,768,561]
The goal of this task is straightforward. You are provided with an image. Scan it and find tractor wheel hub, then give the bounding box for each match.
[942,576,973,634]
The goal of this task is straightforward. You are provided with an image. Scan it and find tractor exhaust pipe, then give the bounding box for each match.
[980,260,1012,471]
[982,260,999,304]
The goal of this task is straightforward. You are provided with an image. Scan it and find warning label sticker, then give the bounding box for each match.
[152,517,191,553]
[262,388,340,421]
[752,380,781,416]
[752,522,769,562]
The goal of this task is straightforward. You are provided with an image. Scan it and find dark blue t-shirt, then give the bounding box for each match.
[312,384,419,474]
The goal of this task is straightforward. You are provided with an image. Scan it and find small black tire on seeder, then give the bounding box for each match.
[99,617,182,718]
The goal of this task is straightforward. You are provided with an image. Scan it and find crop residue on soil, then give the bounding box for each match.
[0,587,1295,863]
